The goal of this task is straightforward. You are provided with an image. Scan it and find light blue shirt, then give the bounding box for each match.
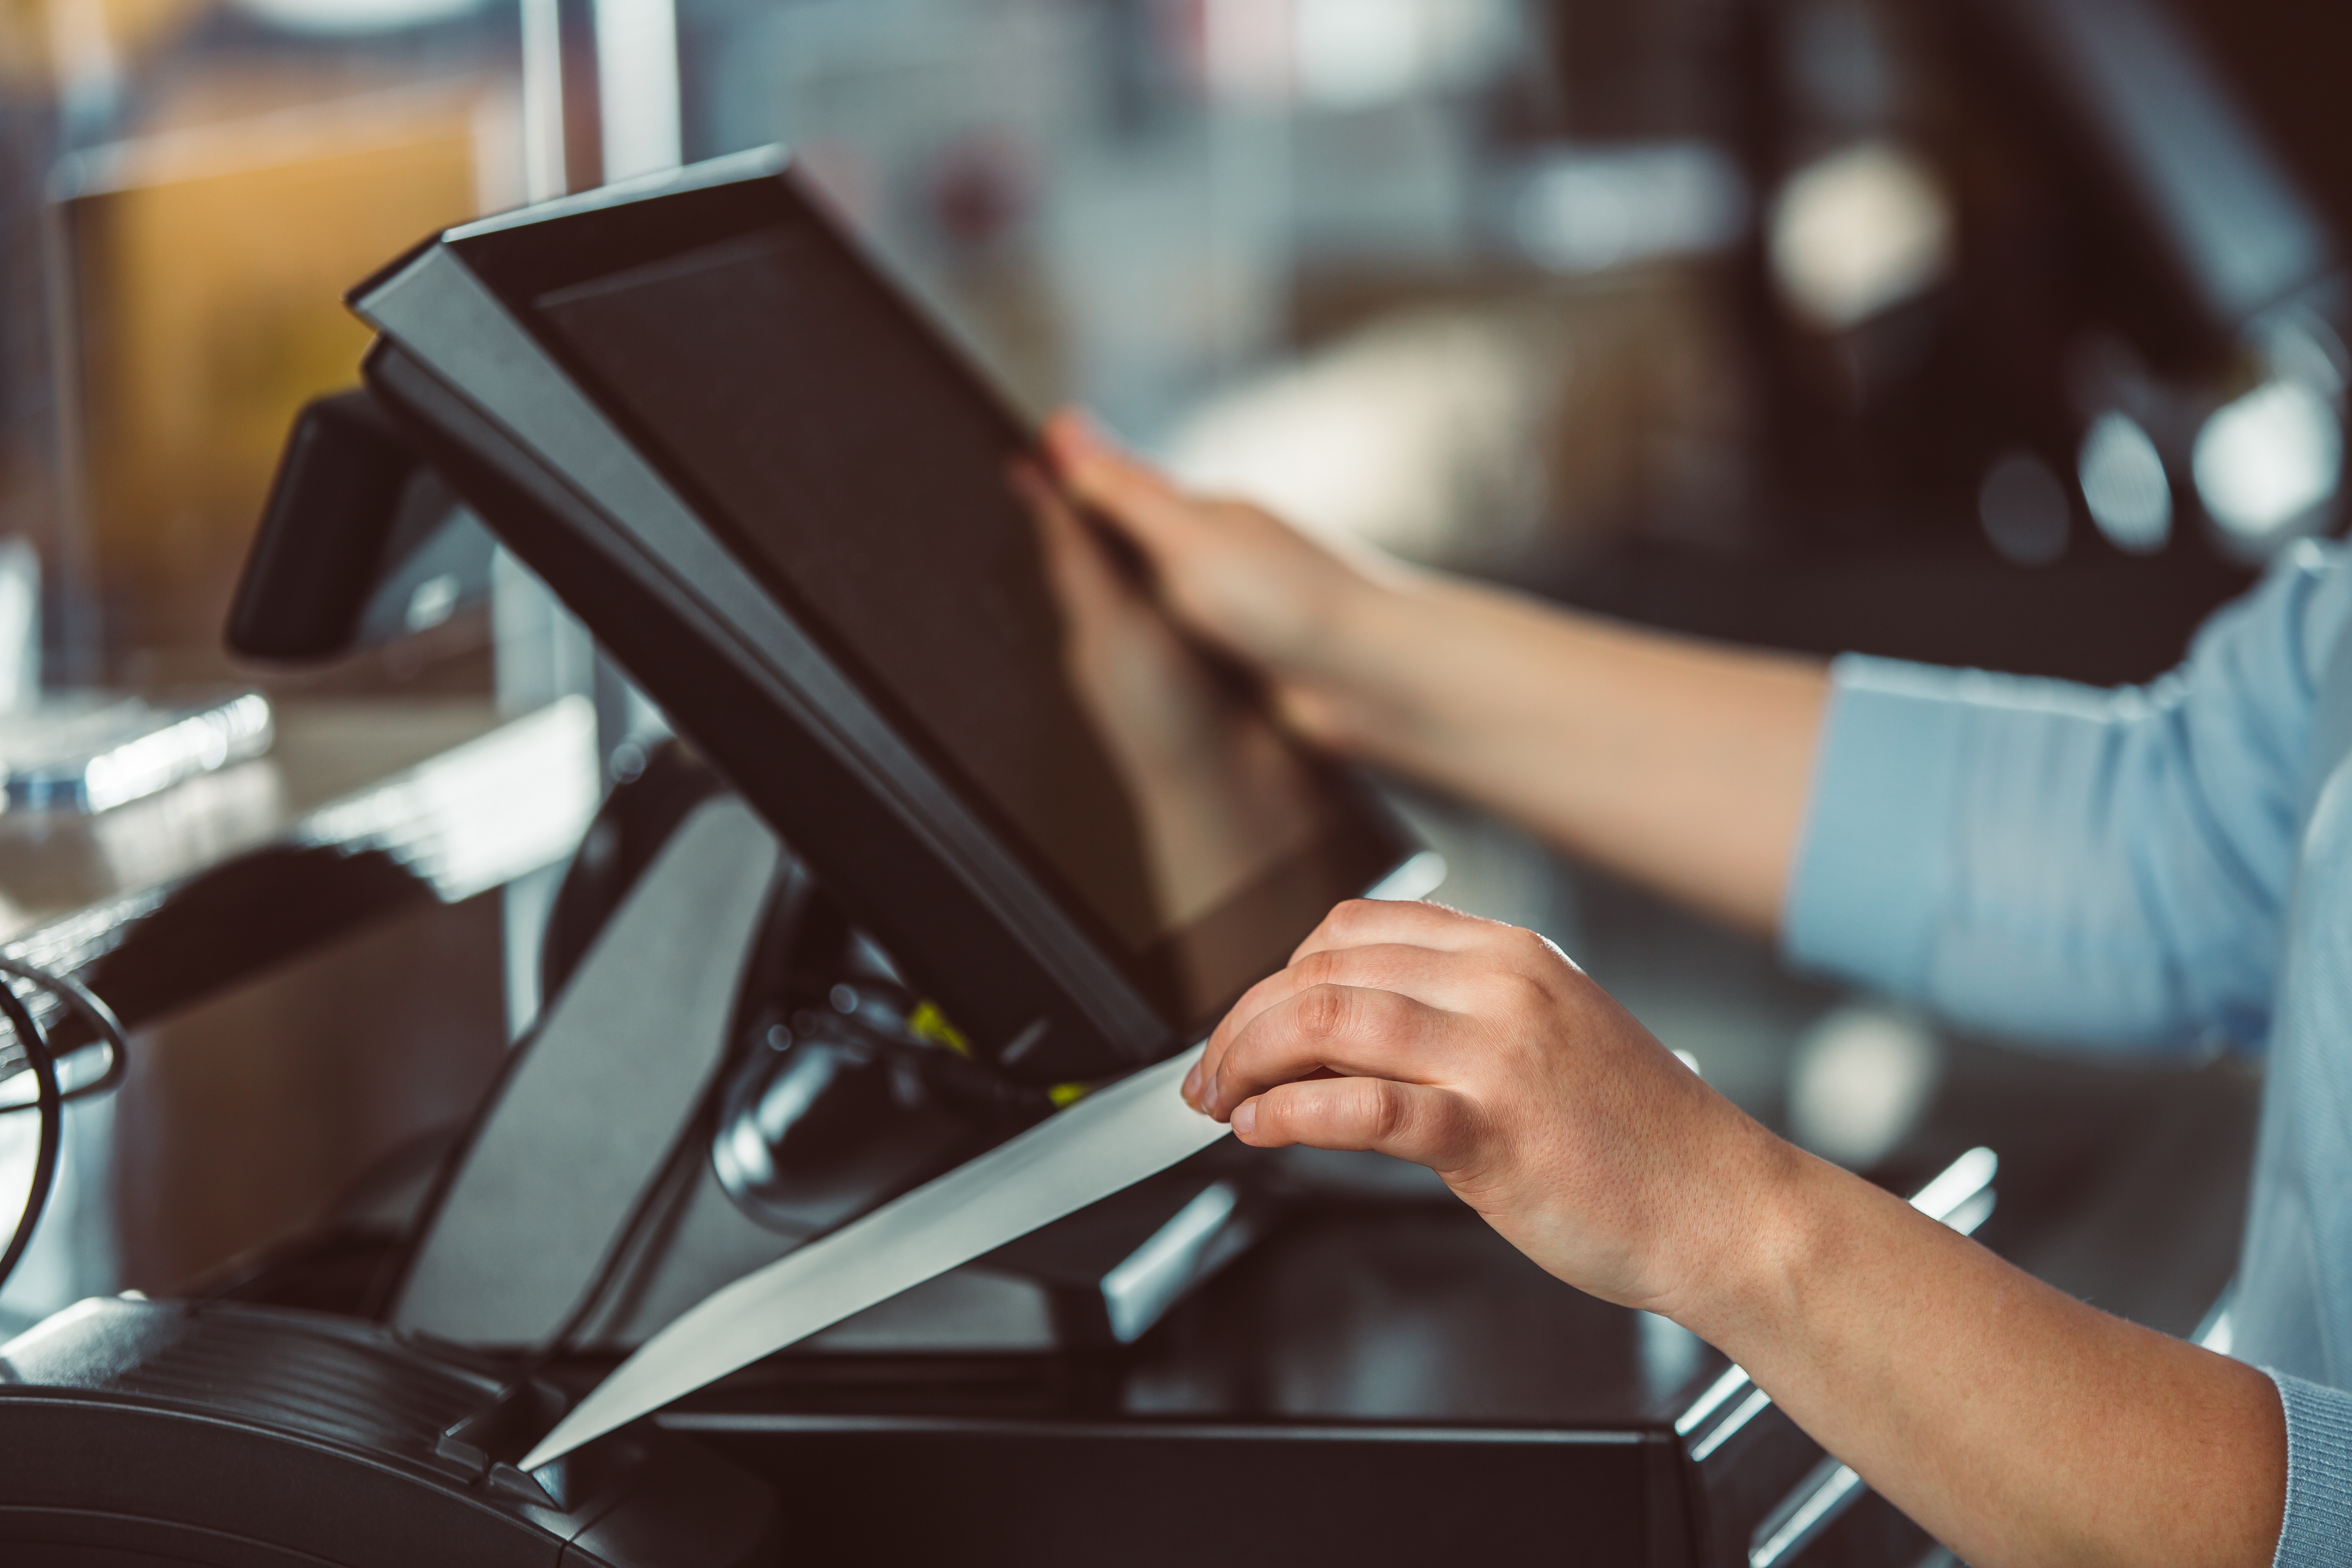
[1782,539,2352,1564]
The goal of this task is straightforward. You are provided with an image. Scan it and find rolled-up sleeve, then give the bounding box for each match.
[1782,543,2350,1053]
[2270,1370,2352,1566]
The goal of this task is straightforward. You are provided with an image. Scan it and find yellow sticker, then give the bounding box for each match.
[1048,1082,1089,1109]
[906,1001,971,1057]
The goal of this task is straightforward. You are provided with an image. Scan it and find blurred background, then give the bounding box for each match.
[0,0,2344,1356]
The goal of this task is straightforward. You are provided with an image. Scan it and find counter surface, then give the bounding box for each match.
[0,694,598,1080]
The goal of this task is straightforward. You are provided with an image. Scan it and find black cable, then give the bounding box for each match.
[0,960,129,1294]
[0,958,129,1102]
[0,979,61,1297]
[820,1007,1060,1123]
[0,958,129,1110]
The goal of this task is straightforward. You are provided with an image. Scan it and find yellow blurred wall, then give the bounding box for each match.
[64,84,514,678]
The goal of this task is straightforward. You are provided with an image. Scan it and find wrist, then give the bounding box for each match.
[1272,567,1449,758]
[1650,1125,1837,1349]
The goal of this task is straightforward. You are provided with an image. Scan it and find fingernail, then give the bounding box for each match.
[1180,1061,1201,1104]
[1232,1100,1257,1138]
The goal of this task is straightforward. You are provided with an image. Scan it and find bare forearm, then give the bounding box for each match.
[1673,1148,2286,1568]
[1041,416,1829,931]
[1297,572,1829,934]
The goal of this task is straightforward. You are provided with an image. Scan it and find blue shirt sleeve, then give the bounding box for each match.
[1782,541,2352,1053]
[2269,1370,2352,1566]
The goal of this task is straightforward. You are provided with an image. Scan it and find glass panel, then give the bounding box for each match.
[16,0,531,692]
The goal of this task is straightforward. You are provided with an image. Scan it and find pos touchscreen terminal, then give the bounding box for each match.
[349,147,1414,1081]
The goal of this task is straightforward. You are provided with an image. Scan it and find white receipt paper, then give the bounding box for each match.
[523,1043,1227,1470]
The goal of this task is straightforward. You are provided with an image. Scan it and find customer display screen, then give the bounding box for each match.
[520,198,1391,1023]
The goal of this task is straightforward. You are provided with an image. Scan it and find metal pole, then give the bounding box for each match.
[594,0,682,182]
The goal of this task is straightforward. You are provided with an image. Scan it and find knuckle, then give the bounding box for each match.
[1261,1086,1317,1147]
[1293,947,1344,990]
[1296,983,1351,1043]
[1247,1088,1302,1147]
[1300,900,1376,958]
[1503,924,1554,962]
[1365,1081,1410,1146]
[1494,967,1551,1013]
[1530,929,1581,974]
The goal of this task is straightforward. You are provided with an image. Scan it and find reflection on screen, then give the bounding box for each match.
[533,223,1327,1011]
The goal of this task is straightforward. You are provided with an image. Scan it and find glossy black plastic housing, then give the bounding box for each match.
[231,389,493,663]
[348,150,1412,1079]
[0,1297,772,1566]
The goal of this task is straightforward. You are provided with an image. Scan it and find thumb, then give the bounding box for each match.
[1041,409,1210,569]
[1234,1077,1477,1171]
[1009,459,1129,622]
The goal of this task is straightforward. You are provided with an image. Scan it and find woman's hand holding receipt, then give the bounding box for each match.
[1044,412,2290,1568]
[1187,897,1775,1319]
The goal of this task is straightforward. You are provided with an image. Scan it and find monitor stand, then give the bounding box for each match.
[387,788,1259,1358]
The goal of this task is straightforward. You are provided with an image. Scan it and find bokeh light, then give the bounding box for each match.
[1769,140,1953,332]
[2076,411,2172,555]
[1978,450,2071,566]
[232,0,486,35]
[2192,380,2343,544]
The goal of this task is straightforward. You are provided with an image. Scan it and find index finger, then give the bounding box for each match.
[1183,902,1518,1110]
[1041,410,1209,565]
[1011,459,1131,611]
[1198,939,1479,1090]
[1289,897,1518,964]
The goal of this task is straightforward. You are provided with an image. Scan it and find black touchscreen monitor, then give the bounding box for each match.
[350,151,1413,1074]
